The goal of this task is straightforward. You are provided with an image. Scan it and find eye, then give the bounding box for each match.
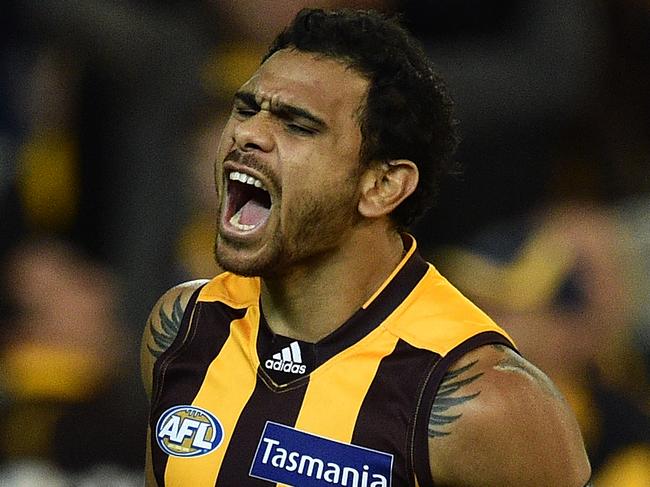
[233,106,256,119]
[286,123,316,136]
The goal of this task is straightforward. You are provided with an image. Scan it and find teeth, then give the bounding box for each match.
[228,171,267,191]
[229,207,256,231]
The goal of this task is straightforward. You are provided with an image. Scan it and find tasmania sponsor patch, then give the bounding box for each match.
[250,422,393,487]
[156,405,223,457]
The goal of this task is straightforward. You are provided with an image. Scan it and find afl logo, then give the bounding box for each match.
[156,405,224,457]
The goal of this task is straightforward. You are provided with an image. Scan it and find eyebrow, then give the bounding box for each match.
[234,91,327,130]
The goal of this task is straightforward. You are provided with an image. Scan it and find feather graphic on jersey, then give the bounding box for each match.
[428,360,483,437]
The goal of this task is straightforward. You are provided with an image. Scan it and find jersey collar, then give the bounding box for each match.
[257,234,429,387]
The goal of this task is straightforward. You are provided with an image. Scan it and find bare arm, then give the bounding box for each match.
[428,344,591,486]
[141,280,208,487]
[140,280,208,399]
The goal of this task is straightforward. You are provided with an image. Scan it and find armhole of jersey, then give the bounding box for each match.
[151,283,206,407]
[412,331,516,487]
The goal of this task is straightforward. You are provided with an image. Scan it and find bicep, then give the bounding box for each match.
[140,280,207,399]
[427,345,591,486]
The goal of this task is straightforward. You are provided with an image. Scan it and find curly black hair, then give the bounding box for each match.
[263,8,460,228]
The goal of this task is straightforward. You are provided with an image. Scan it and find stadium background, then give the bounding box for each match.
[0,0,648,485]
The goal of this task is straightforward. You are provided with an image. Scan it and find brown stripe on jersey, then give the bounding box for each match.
[316,249,429,362]
[412,331,515,487]
[254,249,430,384]
[215,374,308,486]
[351,338,440,487]
[151,285,204,405]
[150,300,246,487]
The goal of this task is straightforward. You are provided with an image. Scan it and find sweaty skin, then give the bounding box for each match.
[141,49,591,486]
[427,344,591,485]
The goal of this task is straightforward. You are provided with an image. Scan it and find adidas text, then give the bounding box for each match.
[265,341,306,374]
[265,359,306,374]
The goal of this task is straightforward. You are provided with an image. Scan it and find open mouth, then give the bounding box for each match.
[225,171,272,232]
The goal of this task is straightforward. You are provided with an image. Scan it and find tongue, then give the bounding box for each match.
[239,199,271,226]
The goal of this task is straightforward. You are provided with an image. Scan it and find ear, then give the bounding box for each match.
[357,159,419,219]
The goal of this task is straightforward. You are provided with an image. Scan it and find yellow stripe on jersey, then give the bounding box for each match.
[164,308,260,486]
[295,328,401,442]
[387,265,515,354]
[197,271,260,308]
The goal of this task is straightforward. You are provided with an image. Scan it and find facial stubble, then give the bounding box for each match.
[214,173,360,278]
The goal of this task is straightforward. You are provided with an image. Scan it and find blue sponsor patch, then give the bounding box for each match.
[250,421,393,487]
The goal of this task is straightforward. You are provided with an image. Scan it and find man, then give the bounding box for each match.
[141,9,591,486]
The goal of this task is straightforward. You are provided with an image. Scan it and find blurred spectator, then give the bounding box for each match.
[6,0,219,334]
[0,239,146,481]
[430,202,650,485]
[408,0,610,245]
[617,195,650,382]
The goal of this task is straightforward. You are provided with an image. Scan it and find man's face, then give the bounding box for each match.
[214,49,370,277]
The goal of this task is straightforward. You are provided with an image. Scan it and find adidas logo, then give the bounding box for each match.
[264,341,307,375]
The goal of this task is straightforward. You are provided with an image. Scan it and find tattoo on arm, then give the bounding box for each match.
[147,294,184,358]
[493,343,564,400]
[492,344,525,373]
[428,360,483,438]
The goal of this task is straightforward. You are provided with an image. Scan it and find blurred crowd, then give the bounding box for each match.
[0,0,648,485]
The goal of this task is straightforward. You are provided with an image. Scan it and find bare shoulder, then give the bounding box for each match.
[140,279,209,400]
[428,344,591,486]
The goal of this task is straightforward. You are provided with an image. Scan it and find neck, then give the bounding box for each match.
[260,224,406,342]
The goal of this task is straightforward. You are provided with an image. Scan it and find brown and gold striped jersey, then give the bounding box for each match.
[149,236,514,486]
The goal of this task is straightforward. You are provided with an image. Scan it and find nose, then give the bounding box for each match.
[233,113,275,153]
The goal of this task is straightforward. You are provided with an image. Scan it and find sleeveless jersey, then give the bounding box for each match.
[149,236,515,487]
